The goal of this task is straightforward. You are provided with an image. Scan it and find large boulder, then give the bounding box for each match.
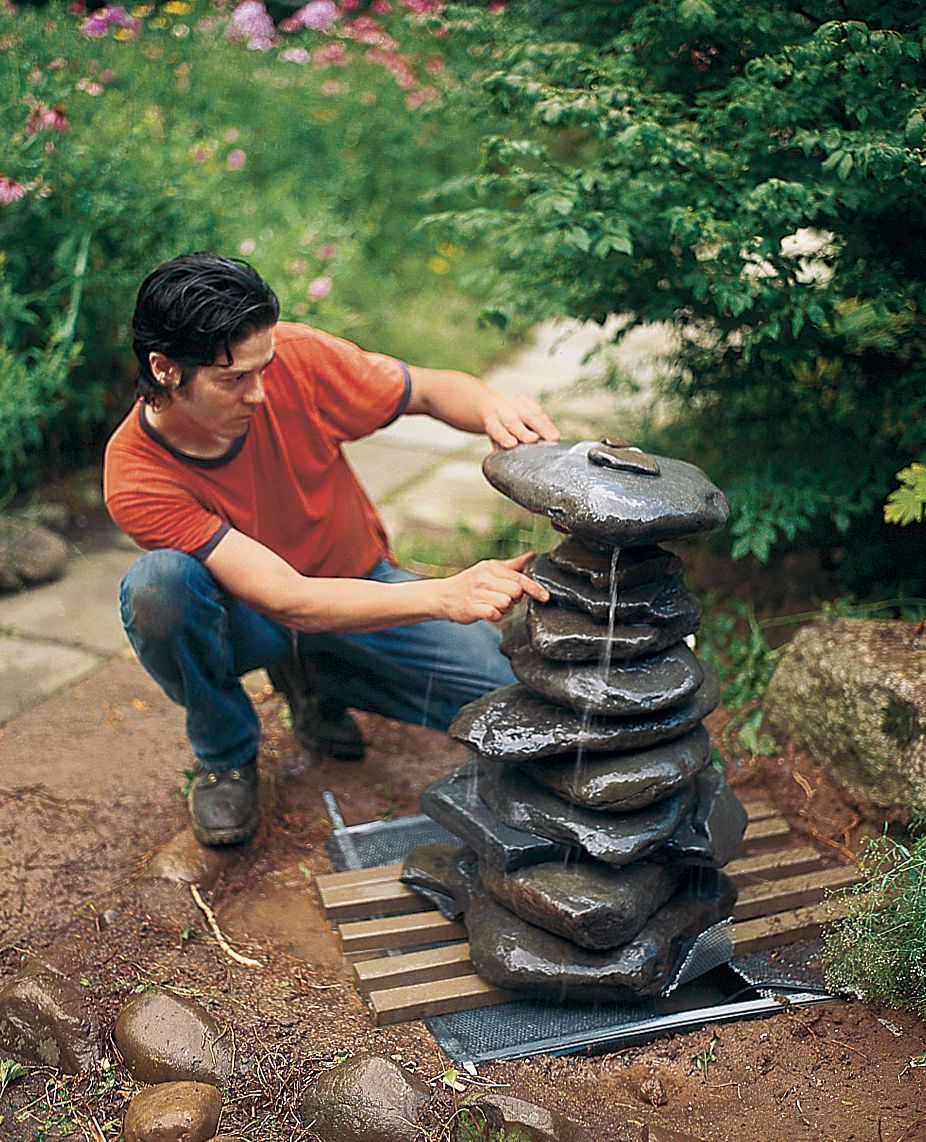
[765,619,926,815]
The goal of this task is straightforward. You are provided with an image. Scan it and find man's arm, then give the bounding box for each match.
[405,365,560,449]
[204,528,549,633]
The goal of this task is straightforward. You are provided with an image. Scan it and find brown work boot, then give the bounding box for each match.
[268,659,365,761]
[187,758,260,846]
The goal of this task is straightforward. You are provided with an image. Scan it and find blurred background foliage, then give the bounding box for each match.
[2,0,924,599]
[427,0,926,597]
[0,0,512,500]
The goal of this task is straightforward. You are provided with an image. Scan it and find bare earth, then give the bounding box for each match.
[1,638,925,1141]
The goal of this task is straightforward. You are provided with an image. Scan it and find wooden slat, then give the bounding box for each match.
[369,974,515,1026]
[732,895,856,955]
[732,865,860,922]
[320,880,433,922]
[740,816,791,851]
[354,943,473,994]
[727,844,823,885]
[339,910,466,954]
[316,862,403,894]
[740,798,777,821]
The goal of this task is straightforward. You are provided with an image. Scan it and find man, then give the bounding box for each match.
[104,253,560,846]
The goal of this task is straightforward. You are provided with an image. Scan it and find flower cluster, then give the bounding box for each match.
[226,0,275,50]
[24,100,69,136]
[79,5,142,40]
[279,0,338,34]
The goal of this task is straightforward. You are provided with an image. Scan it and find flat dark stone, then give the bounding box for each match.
[549,538,682,591]
[664,767,748,867]
[522,599,700,662]
[449,667,720,762]
[504,618,704,715]
[400,844,477,919]
[479,857,680,950]
[420,760,573,871]
[466,868,737,1001]
[483,440,730,547]
[478,763,695,865]
[521,726,711,811]
[530,554,697,623]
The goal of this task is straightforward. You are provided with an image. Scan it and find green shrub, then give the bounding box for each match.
[429,2,926,595]
[823,828,926,1017]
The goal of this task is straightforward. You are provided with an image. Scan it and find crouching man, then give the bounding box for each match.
[103,253,559,846]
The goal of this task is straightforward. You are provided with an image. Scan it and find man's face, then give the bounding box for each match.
[170,324,276,443]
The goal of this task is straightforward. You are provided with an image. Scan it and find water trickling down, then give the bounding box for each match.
[408,439,746,1001]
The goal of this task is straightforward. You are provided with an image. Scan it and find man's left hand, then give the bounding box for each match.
[483,393,561,450]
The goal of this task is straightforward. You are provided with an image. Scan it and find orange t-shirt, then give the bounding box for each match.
[103,321,409,578]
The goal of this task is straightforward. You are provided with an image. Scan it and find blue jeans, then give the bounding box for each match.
[119,550,515,772]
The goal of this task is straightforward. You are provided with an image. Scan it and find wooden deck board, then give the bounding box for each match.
[319,804,860,1025]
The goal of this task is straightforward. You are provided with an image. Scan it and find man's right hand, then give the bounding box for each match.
[436,552,550,624]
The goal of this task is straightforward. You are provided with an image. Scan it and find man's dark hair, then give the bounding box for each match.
[132,252,281,406]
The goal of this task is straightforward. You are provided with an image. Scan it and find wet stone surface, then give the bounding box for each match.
[548,537,682,591]
[0,960,101,1073]
[298,1052,432,1142]
[504,618,704,715]
[478,857,680,950]
[420,759,572,871]
[483,440,730,546]
[479,762,696,865]
[454,1091,593,1142]
[520,726,712,811]
[400,843,478,919]
[466,868,737,1001]
[522,598,700,662]
[122,1081,221,1142]
[449,669,720,762]
[529,554,697,624]
[114,988,233,1086]
[664,766,749,868]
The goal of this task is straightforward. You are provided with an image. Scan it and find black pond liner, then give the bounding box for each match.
[322,796,837,1071]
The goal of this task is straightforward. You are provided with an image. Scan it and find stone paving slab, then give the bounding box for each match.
[0,535,139,658]
[0,635,103,723]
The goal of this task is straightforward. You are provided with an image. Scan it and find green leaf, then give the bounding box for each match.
[885,486,925,526]
[837,152,854,181]
[0,1060,27,1099]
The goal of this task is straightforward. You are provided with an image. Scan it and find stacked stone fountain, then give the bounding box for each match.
[402,439,748,1002]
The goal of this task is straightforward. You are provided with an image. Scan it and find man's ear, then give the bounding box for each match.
[149,351,181,391]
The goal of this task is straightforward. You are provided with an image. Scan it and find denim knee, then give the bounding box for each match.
[120,548,216,640]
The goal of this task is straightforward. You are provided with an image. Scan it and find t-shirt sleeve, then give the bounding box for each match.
[274,324,410,442]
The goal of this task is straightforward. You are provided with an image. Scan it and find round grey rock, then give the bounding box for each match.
[483,440,730,546]
[0,517,69,590]
[114,989,233,1085]
[122,1081,221,1142]
[299,1053,432,1141]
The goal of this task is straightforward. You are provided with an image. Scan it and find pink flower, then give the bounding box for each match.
[24,102,69,136]
[226,0,274,50]
[487,1,505,11]
[425,56,442,74]
[239,238,257,255]
[370,0,391,11]
[192,146,210,161]
[0,176,27,205]
[314,41,349,65]
[320,78,342,95]
[400,0,442,11]
[406,84,437,107]
[307,276,332,299]
[226,148,247,169]
[80,5,141,37]
[76,77,105,95]
[286,0,338,31]
[315,243,337,259]
[280,47,310,63]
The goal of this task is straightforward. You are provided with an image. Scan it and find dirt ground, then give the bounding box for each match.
[0,668,924,1140]
[1,546,926,1139]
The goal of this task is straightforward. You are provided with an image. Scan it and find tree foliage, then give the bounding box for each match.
[435,1,926,590]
